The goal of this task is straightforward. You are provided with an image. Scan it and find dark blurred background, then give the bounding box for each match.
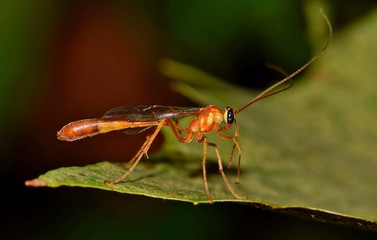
[1,0,376,239]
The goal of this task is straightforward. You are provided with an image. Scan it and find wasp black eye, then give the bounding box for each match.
[224,107,234,124]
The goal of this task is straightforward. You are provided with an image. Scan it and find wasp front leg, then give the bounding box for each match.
[215,121,242,183]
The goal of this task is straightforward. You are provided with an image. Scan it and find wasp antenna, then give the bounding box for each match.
[234,9,332,115]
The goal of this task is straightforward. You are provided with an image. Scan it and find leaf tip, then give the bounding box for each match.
[25,178,47,187]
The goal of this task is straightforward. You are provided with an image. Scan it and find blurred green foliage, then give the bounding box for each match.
[0,1,58,162]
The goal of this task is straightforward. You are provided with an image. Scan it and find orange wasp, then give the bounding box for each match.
[58,11,331,203]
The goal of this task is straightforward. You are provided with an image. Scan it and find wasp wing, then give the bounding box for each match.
[102,105,202,135]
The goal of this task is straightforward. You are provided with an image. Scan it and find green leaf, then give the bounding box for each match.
[27,9,377,227]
